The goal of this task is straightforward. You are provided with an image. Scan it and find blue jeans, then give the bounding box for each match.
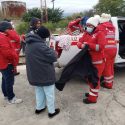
[35,85,55,114]
[0,64,15,100]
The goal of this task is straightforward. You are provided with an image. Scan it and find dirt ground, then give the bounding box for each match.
[0,66,125,125]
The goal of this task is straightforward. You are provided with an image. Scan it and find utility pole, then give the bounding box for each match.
[40,0,43,21]
[45,0,48,22]
[51,0,55,10]
[40,0,48,22]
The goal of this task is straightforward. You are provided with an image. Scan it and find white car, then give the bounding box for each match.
[50,17,125,68]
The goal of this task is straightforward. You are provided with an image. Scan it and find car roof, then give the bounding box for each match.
[117,17,125,21]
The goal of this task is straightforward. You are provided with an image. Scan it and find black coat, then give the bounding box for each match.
[55,45,99,91]
[25,33,57,86]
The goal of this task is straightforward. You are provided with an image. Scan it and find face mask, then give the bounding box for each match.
[86,27,94,33]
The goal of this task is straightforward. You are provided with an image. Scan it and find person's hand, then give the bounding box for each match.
[12,53,18,66]
[55,51,58,56]
[77,18,81,21]
[81,43,85,48]
[81,42,88,48]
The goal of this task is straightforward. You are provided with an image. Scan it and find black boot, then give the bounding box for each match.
[83,98,97,104]
[14,72,20,76]
[100,76,104,83]
[35,107,46,114]
[101,83,106,88]
[101,83,112,89]
[48,108,60,118]
[85,93,89,97]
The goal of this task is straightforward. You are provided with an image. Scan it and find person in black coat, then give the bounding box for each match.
[25,26,60,118]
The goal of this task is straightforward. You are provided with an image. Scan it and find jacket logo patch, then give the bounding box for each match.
[108,40,115,43]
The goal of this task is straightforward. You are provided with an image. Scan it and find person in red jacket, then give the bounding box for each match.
[8,29,21,75]
[99,13,117,89]
[68,16,83,35]
[4,19,21,75]
[77,17,106,104]
[0,21,22,104]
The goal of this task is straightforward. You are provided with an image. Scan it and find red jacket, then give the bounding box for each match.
[97,22,116,46]
[6,30,21,55]
[0,32,18,70]
[97,22,117,59]
[77,29,106,63]
[68,18,82,33]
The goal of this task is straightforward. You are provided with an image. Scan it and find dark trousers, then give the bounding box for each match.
[0,64,15,100]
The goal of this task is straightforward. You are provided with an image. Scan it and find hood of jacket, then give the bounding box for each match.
[25,33,44,44]
[98,22,115,31]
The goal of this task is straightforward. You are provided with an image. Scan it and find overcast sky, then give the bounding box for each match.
[0,0,99,13]
[21,0,99,13]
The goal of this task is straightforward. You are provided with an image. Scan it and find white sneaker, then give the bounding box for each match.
[8,97,23,104]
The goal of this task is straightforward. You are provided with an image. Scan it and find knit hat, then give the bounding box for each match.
[37,26,50,38]
[99,13,111,23]
[86,17,99,27]
[94,15,100,20]
[0,21,12,32]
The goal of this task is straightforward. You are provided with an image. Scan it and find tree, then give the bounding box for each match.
[22,7,64,23]
[94,0,125,16]
[47,8,64,23]
[22,8,41,22]
[65,10,95,21]
[83,9,95,17]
